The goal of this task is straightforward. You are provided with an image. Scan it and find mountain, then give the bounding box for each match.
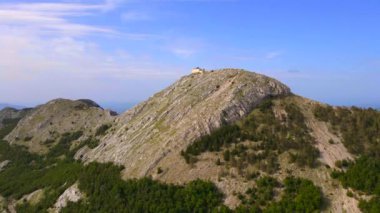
[0,106,33,139]
[0,103,26,110]
[80,69,290,177]
[5,99,116,153]
[0,69,379,213]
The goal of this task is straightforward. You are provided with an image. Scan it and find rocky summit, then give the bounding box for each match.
[80,69,290,177]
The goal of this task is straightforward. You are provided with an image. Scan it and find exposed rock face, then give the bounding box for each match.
[0,160,10,172]
[53,183,82,212]
[0,107,32,129]
[5,99,115,153]
[81,69,291,178]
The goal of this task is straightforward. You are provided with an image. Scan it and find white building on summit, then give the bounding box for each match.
[191,67,206,74]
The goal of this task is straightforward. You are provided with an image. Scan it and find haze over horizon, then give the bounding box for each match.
[0,0,379,108]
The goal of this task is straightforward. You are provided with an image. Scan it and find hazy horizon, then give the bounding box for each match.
[0,0,379,107]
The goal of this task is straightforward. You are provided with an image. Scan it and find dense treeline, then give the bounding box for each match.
[265,177,323,213]
[182,98,319,175]
[237,176,323,213]
[0,120,226,213]
[181,125,242,164]
[331,156,380,213]
[0,140,82,212]
[333,156,380,195]
[63,163,225,213]
[0,121,84,212]
[313,105,380,156]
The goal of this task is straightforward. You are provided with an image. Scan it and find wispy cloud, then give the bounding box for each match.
[265,51,282,60]
[0,1,121,36]
[0,0,170,78]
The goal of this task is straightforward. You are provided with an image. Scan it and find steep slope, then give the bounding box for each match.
[80,69,290,178]
[5,99,116,153]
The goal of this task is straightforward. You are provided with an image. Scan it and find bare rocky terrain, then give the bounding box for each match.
[80,69,290,178]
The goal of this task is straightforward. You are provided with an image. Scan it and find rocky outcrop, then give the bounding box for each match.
[81,69,291,179]
[5,99,116,153]
[52,183,82,212]
[0,160,10,172]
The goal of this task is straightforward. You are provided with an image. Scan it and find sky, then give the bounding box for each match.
[0,0,379,108]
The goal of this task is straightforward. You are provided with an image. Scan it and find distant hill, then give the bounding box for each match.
[0,103,26,110]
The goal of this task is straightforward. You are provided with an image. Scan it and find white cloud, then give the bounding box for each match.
[0,1,119,36]
[0,1,182,104]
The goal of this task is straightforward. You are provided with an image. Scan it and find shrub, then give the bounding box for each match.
[95,124,111,136]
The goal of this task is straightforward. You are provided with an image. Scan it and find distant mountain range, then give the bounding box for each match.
[0,103,26,110]
[0,102,137,114]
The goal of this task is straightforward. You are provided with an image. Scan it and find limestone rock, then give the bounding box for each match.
[52,183,82,212]
[82,69,291,178]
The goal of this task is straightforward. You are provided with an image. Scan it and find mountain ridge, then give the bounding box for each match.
[1,68,379,212]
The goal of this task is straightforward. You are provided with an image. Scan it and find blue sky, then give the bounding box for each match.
[0,0,379,108]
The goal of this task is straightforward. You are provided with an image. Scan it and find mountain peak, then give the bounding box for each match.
[81,69,291,177]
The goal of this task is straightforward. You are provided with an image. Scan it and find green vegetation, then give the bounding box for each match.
[0,122,226,212]
[48,131,83,158]
[1,130,225,213]
[314,104,380,212]
[332,156,380,212]
[82,136,100,149]
[237,176,323,213]
[182,98,319,175]
[95,124,111,136]
[0,118,21,139]
[332,156,380,196]
[359,197,380,213]
[0,100,339,213]
[63,163,224,213]
[313,105,380,156]
[0,138,82,212]
[265,177,323,213]
[241,176,279,207]
[0,120,83,212]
